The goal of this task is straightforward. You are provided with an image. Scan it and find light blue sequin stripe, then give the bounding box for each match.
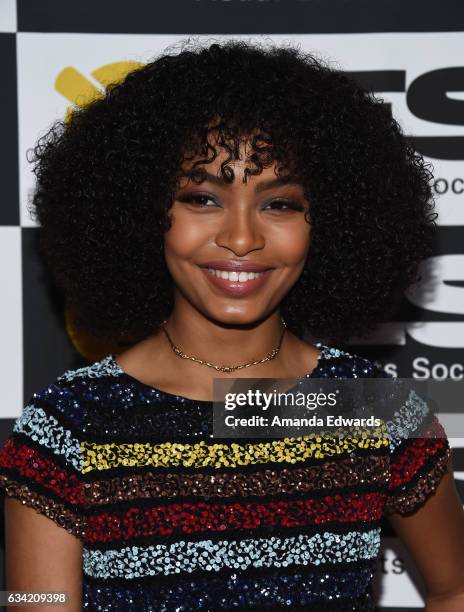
[13,405,82,471]
[83,528,381,580]
[57,355,122,383]
[315,343,354,360]
[386,389,430,452]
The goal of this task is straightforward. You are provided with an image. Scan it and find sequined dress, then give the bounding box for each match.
[0,344,450,611]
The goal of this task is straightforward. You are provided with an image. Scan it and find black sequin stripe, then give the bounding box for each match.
[76,430,389,445]
[18,397,389,447]
[30,394,210,442]
[49,390,390,445]
[77,432,382,445]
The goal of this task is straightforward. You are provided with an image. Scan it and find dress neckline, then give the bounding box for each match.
[108,342,332,405]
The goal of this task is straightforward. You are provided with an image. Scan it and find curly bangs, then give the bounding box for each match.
[28,37,437,346]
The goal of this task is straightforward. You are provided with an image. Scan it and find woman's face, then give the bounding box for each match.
[163,140,311,326]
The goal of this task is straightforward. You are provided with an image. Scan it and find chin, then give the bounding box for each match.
[204,310,268,327]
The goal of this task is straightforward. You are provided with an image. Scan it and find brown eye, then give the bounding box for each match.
[264,200,305,212]
[176,193,218,208]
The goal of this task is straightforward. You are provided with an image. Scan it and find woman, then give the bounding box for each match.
[0,38,463,611]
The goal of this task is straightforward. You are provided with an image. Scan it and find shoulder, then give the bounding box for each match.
[315,342,392,378]
[5,354,124,472]
[55,354,122,385]
[0,357,124,540]
[18,354,122,433]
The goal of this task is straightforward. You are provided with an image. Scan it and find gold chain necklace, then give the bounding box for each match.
[160,317,287,373]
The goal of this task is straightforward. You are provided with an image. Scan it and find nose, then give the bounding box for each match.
[214,206,265,256]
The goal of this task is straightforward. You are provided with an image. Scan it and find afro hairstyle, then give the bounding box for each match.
[28,37,437,346]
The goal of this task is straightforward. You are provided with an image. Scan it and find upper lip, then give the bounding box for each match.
[199,260,274,272]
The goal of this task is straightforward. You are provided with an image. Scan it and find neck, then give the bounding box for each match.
[161,305,286,367]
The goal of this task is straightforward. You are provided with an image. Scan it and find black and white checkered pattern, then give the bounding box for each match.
[1,1,463,607]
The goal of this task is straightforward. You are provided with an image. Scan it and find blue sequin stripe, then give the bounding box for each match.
[83,528,381,579]
[13,404,83,471]
[83,566,374,609]
[386,389,430,452]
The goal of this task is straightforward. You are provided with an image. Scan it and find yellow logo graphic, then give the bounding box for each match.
[56,61,143,122]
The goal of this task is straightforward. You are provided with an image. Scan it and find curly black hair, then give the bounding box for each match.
[28,37,437,346]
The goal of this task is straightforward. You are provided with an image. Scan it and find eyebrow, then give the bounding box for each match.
[179,170,302,192]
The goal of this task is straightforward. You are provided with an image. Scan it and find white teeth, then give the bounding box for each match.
[206,268,265,282]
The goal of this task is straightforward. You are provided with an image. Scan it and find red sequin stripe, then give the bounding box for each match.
[0,438,85,506]
[85,491,385,544]
[384,448,451,516]
[388,416,448,490]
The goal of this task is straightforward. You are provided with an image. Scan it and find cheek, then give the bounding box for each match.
[270,222,311,264]
[164,212,210,261]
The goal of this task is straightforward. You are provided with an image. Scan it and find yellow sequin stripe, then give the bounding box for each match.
[81,429,389,473]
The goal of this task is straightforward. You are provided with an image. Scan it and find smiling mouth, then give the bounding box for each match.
[198,266,273,296]
[205,268,267,282]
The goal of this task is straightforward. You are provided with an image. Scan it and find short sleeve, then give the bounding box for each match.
[0,383,87,541]
[383,387,451,516]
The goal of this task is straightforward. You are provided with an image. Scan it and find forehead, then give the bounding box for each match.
[178,133,300,187]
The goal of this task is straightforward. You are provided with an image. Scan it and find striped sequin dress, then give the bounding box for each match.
[0,344,450,611]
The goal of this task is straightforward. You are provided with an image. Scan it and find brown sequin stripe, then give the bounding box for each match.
[83,454,390,506]
[0,475,86,540]
[383,447,451,516]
